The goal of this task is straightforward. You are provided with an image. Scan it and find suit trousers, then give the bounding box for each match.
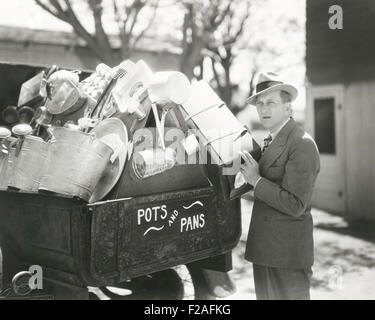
[253,264,312,300]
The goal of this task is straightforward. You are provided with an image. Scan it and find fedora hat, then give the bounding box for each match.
[89,117,128,203]
[246,71,298,105]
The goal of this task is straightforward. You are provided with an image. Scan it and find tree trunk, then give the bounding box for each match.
[180,33,208,80]
[221,53,232,107]
[249,70,258,97]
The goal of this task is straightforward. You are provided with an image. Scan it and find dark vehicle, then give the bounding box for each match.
[0,62,242,300]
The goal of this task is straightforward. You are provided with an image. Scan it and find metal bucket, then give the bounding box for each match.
[38,127,113,202]
[8,135,48,191]
[0,148,9,189]
[0,137,16,189]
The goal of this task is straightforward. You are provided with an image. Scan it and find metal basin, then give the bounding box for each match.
[39,127,113,202]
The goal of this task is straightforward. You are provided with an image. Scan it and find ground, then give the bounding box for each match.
[226,199,375,300]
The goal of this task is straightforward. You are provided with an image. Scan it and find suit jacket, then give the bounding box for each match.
[245,118,320,269]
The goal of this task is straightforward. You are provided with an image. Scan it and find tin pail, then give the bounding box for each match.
[0,147,9,189]
[38,127,113,202]
[0,137,16,189]
[8,135,48,191]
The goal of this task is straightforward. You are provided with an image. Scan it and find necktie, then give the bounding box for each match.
[262,134,272,153]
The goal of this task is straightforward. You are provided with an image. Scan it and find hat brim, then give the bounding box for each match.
[246,84,298,105]
[89,118,128,203]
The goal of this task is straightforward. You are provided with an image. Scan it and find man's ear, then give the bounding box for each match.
[284,103,291,112]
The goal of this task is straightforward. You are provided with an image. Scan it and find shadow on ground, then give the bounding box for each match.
[315,220,375,244]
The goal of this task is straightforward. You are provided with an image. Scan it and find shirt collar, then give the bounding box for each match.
[270,118,291,140]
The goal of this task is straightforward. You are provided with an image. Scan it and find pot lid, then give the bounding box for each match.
[0,127,11,139]
[89,117,128,203]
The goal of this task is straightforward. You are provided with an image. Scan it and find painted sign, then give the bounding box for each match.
[133,196,213,242]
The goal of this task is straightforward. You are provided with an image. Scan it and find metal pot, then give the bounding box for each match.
[1,106,19,124]
[8,135,48,191]
[18,106,35,124]
[39,127,114,202]
[0,137,16,189]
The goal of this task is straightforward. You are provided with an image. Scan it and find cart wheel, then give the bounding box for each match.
[0,240,23,289]
[92,268,184,300]
[180,264,216,300]
[90,266,215,300]
[11,271,33,296]
[0,247,3,291]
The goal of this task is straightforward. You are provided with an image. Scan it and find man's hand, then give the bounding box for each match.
[240,151,261,186]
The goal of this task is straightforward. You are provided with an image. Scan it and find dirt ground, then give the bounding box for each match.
[226,199,375,300]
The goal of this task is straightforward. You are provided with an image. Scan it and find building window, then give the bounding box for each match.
[314,97,336,154]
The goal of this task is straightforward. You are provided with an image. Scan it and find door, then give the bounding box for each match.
[306,85,346,215]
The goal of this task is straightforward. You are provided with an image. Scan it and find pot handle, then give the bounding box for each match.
[99,134,123,164]
[110,147,120,164]
[45,127,55,142]
[14,137,24,157]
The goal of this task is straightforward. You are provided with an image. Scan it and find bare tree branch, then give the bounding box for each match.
[35,0,153,64]
[88,0,113,57]
[112,0,123,34]
[51,0,66,13]
[212,2,231,29]
[127,6,143,37]
[223,1,251,47]
[210,56,226,100]
[35,0,68,21]
[37,0,98,53]
[131,0,160,49]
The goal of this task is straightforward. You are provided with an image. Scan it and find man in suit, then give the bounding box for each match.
[239,71,320,300]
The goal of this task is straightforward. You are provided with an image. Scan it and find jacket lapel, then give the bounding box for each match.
[259,118,297,170]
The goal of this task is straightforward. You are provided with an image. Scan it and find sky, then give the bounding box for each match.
[0,0,182,34]
[0,0,71,31]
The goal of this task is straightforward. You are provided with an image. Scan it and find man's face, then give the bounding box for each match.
[255,90,290,132]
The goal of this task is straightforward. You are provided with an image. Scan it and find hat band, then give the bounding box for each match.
[256,81,283,93]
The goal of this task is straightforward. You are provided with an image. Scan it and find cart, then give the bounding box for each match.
[0,62,242,300]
